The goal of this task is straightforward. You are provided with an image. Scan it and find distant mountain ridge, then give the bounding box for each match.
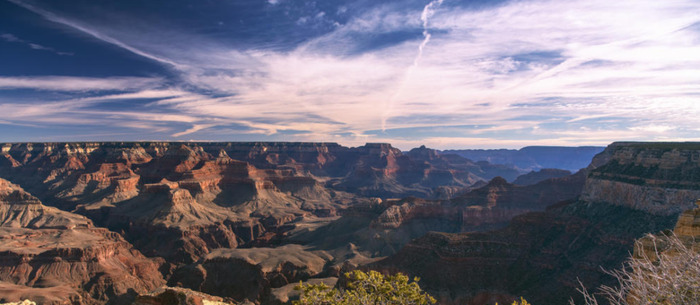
[442,146,605,172]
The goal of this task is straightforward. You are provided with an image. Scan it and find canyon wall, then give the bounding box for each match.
[0,178,164,305]
[375,142,700,304]
[582,142,700,215]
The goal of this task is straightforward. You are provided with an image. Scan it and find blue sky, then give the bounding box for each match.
[1,0,700,149]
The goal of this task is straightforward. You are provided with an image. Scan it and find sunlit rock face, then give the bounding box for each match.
[4,141,689,305]
[0,141,528,265]
[0,178,165,305]
[133,286,236,305]
[582,142,700,215]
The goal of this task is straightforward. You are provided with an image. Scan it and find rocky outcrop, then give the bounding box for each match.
[0,178,165,305]
[582,142,700,215]
[169,245,333,303]
[673,199,700,238]
[133,287,235,305]
[635,199,700,260]
[0,179,90,229]
[0,299,38,305]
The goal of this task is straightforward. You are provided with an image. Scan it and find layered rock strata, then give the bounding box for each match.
[0,178,165,305]
[0,142,524,264]
[374,142,700,304]
[582,142,700,215]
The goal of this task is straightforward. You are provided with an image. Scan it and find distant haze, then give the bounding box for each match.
[443,146,606,172]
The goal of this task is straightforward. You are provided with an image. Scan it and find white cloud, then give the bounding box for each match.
[0,32,73,55]
[0,76,163,91]
[5,0,700,148]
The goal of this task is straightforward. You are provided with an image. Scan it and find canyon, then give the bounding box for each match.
[0,141,695,304]
[374,142,700,304]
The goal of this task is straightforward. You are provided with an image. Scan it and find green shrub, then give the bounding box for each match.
[293,270,436,305]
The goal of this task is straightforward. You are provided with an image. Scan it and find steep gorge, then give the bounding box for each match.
[374,142,699,305]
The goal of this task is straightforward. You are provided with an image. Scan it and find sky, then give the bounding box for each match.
[1,0,700,150]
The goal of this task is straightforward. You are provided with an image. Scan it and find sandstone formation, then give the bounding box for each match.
[673,199,700,238]
[133,287,235,305]
[635,199,700,260]
[0,142,526,265]
[582,142,700,215]
[0,178,165,305]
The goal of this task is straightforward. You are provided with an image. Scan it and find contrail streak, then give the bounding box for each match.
[416,0,443,66]
[382,0,444,132]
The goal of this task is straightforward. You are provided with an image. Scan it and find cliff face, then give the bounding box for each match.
[0,142,527,264]
[0,143,359,264]
[582,142,700,215]
[328,144,512,198]
[375,142,700,305]
[0,142,516,204]
[0,178,165,305]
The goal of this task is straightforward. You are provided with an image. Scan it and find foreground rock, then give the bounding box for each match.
[0,300,37,305]
[133,287,235,305]
[635,199,700,259]
[0,178,164,305]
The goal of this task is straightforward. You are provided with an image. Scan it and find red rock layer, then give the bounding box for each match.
[0,178,165,305]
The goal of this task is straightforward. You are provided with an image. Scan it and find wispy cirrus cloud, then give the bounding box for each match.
[0,76,163,91]
[3,0,700,148]
[1,32,73,55]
